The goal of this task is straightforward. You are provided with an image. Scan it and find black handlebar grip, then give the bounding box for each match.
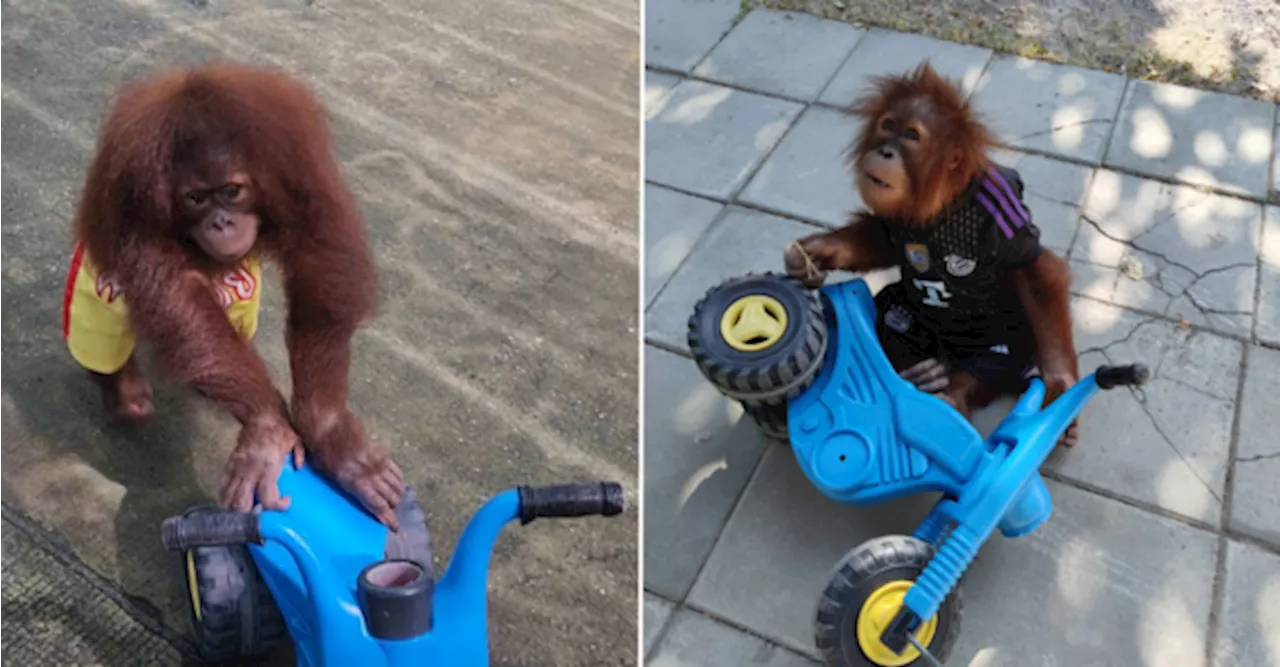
[1095,363,1151,390]
[161,512,261,550]
[518,482,625,525]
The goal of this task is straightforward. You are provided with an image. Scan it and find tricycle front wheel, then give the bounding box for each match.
[814,536,961,667]
[180,506,288,663]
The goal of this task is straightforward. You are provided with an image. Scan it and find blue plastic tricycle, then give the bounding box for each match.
[160,460,625,666]
[687,273,1148,667]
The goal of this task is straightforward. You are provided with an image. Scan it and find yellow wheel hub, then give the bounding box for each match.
[720,295,788,352]
[186,551,203,623]
[855,581,938,666]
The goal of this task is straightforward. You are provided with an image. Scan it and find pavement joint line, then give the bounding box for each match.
[1206,338,1264,663]
[647,64,810,106]
[723,97,808,207]
[674,434,773,622]
[644,337,691,359]
[0,500,202,662]
[646,60,1279,206]
[1060,186,1095,266]
[1098,76,1131,167]
[684,8,749,83]
[804,24,872,107]
[1037,469,1223,537]
[678,597,822,664]
[643,587,822,664]
[643,197,739,311]
[642,588,681,663]
[644,178,834,230]
[963,51,997,104]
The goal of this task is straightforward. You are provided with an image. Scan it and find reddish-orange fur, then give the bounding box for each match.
[848,63,993,225]
[72,62,406,524]
[786,61,1081,445]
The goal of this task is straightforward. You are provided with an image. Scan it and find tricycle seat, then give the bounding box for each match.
[787,279,987,504]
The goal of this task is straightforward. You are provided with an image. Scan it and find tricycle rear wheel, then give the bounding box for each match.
[814,536,961,667]
[742,400,789,442]
[688,273,827,406]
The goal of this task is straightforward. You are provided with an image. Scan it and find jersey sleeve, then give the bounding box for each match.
[977,165,1043,268]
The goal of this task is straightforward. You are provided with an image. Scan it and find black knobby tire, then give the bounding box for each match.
[181,506,287,664]
[814,536,962,667]
[687,273,828,406]
[179,488,434,663]
[742,400,789,442]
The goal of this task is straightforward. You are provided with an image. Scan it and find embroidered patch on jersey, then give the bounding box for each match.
[944,253,977,277]
[884,305,912,333]
[989,344,1010,355]
[905,243,930,272]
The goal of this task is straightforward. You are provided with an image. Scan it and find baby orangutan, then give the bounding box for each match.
[784,62,1080,446]
[64,63,406,527]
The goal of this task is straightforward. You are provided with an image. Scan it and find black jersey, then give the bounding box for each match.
[876,163,1044,335]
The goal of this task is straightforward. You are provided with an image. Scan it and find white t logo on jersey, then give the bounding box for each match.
[913,278,952,308]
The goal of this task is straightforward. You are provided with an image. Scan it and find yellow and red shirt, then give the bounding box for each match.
[62,243,263,374]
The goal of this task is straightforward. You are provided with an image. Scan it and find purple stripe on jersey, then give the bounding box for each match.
[986,166,1030,221]
[981,177,1026,229]
[976,192,1015,239]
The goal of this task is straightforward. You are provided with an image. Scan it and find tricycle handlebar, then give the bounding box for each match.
[518,482,625,524]
[1094,363,1150,390]
[161,511,260,550]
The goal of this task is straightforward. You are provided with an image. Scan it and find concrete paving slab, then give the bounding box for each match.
[685,446,938,655]
[645,0,740,73]
[646,70,684,120]
[1,515,188,667]
[1069,169,1264,339]
[1105,79,1276,199]
[646,79,804,200]
[644,208,815,351]
[644,593,676,656]
[1,1,638,664]
[647,608,818,666]
[642,345,771,600]
[1210,540,1280,667]
[989,147,1093,254]
[1044,298,1242,526]
[685,445,1218,663]
[645,185,726,306]
[1258,205,1280,346]
[1227,345,1280,548]
[946,480,1218,667]
[739,105,863,228]
[692,9,864,102]
[817,28,992,108]
[970,56,1127,163]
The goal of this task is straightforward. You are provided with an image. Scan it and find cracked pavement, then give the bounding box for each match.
[2,0,638,665]
[643,4,1280,666]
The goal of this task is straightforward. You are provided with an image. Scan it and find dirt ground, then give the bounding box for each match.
[763,0,1280,102]
[1,0,638,664]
